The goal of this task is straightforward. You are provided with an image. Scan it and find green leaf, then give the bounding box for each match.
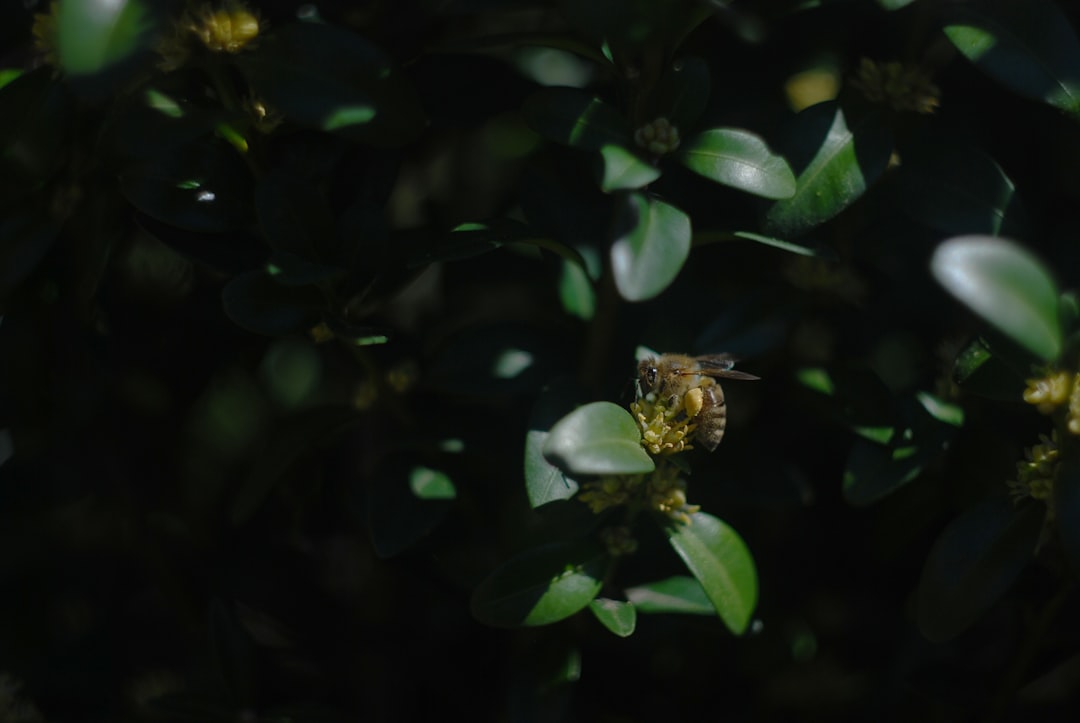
[611,193,691,302]
[471,539,607,627]
[877,0,916,8]
[589,598,637,637]
[676,128,796,200]
[119,138,254,232]
[558,256,596,321]
[57,0,153,76]
[525,379,584,508]
[543,401,654,477]
[425,323,563,396]
[931,236,1062,361]
[915,497,1043,642]
[255,171,337,259]
[522,87,630,150]
[222,270,326,336]
[236,23,424,146]
[625,575,715,615]
[895,137,1027,237]
[0,68,72,202]
[943,0,1080,116]
[596,145,661,192]
[764,102,893,238]
[664,512,758,634]
[724,231,823,257]
[951,336,1028,401]
[367,456,456,557]
[0,200,62,300]
[1055,456,1080,576]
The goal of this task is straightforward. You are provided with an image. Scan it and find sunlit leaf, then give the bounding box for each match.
[543,401,654,476]
[625,575,715,615]
[596,144,661,192]
[915,497,1043,642]
[764,102,893,238]
[943,0,1080,116]
[931,236,1061,361]
[589,598,636,637]
[664,512,758,634]
[471,539,607,627]
[676,128,796,199]
[525,379,585,508]
[611,192,691,302]
[367,456,455,557]
[57,0,154,76]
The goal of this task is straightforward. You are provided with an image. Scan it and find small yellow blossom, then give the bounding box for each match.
[158,2,262,71]
[599,526,638,556]
[310,321,335,343]
[647,464,699,525]
[1023,370,1072,414]
[850,58,940,114]
[634,117,680,156]
[244,94,283,134]
[631,398,695,456]
[578,475,644,515]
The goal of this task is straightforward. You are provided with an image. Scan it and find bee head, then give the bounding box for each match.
[637,358,660,395]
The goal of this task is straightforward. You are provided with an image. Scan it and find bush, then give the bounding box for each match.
[2,0,1080,720]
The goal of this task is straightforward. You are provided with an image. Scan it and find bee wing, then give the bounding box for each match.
[691,355,760,381]
[713,369,760,381]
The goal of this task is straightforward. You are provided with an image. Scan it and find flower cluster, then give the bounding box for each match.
[634,117,681,156]
[599,526,639,557]
[158,1,262,72]
[1007,432,1059,516]
[1023,369,1080,434]
[849,58,940,114]
[631,396,695,456]
[647,464,700,525]
[578,475,644,515]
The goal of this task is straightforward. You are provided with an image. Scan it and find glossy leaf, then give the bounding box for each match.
[543,401,654,476]
[895,137,1027,236]
[56,0,153,76]
[522,87,630,151]
[764,102,893,238]
[471,539,607,627]
[726,231,823,257]
[951,336,1028,401]
[943,0,1080,116]
[664,512,758,634]
[610,192,691,302]
[558,256,596,321]
[222,270,326,337]
[915,497,1043,642]
[676,128,796,200]
[525,379,583,508]
[625,575,715,615]
[236,22,424,146]
[596,145,661,192]
[589,598,636,637]
[367,456,456,557]
[119,138,254,232]
[931,236,1061,361]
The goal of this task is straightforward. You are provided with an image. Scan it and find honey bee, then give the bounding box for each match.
[637,353,759,452]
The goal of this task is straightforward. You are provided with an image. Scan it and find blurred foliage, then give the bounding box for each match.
[4,0,1080,720]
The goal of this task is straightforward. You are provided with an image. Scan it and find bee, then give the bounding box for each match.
[637,353,759,452]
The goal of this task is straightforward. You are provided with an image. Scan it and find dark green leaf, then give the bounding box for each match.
[596,145,661,192]
[654,56,710,130]
[425,323,565,396]
[676,128,796,199]
[408,219,535,268]
[895,137,1027,236]
[915,497,1043,642]
[943,0,1080,116]
[0,68,72,202]
[558,256,596,320]
[951,336,1028,401]
[0,201,62,300]
[471,539,608,627]
[542,401,655,476]
[119,138,254,232]
[236,22,424,146]
[931,236,1062,361]
[725,231,823,257]
[255,171,337,259]
[525,378,584,508]
[367,456,456,557]
[589,598,636,637]
[877,0,916,8]
[522,87,630,150]
[611,192,691,302]
[664,512,758,634]
[764,102,893,238]
[625,575,715,615]
[222,270,326,337]
[57,0,154,76]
